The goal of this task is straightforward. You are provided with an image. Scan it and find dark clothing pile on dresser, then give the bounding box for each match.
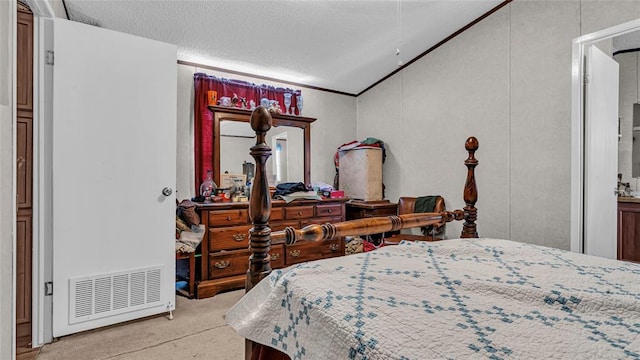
[273,182,309,197]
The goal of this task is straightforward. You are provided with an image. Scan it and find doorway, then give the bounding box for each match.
[571,18,640,257]
[271,132,289,184]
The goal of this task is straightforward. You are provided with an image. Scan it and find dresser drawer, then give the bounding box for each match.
[208,209,248,227]
[286,239,342,265]
[209,225,252,251]
[270,244,285,269]
[209,249,249,279]
[300,216,343,228]
[208,245,285,279]
[284,206,314,220]
[316,204,342,217]
[270,208,284,221]
[271,220,299,232]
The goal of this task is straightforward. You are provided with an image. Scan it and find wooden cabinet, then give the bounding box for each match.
[346,200,398,240]
[346,200,398,220]
[617,200,640,262]
[196,198,347,298]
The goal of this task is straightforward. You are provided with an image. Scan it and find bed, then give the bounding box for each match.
[225,107,640,359]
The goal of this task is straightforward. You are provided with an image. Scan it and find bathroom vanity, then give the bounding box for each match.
[617,197,640,262]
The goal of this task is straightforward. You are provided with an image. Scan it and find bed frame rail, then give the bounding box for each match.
[273,136,478,244]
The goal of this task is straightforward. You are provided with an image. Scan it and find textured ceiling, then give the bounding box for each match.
[613,29,640,54]
[64,0,502,94]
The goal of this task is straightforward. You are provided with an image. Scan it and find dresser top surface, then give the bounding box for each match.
[196,197,348,210]
[618,196,640,204]
[346,200,397,210]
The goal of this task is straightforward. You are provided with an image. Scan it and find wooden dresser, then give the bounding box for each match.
[196,198,347,298]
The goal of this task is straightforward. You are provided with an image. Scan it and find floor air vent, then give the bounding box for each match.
[69,266,163,324]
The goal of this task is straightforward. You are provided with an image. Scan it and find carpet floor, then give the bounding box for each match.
[37,290,245,360]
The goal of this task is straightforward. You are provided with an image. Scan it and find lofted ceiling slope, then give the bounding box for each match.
[64,0,503,95]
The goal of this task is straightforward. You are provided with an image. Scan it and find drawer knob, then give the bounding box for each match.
[270,253,280,261]
[297,211,302,216]
[226,216,232,221]
[214,260,230,269]
[233,233,246,242]
[289,249,301,257]
[328,209,332,213]
[330,244,339,251]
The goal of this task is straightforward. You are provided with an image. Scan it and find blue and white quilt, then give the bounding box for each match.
[225,238,640,359]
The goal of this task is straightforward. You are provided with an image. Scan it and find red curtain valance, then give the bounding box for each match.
[193,73,302,194]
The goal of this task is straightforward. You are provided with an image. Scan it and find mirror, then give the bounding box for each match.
[211,106,315,188]
[613,31,640,190]
[268,126,304,185]
[219,121,304,186]
[219,122,255,181]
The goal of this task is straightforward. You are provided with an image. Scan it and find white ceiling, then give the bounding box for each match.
[613,30,640,54]
[64,0,502,95]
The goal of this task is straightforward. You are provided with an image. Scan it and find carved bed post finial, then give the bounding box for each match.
[461,137,479,238]
[246,107,273,292]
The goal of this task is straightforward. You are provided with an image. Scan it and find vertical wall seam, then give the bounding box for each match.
[508,4,512,241]
[579,1,582,36]
[400,70,405,198]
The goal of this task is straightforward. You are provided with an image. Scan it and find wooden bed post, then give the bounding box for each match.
[246,107,273,292]
[461,136,479,238]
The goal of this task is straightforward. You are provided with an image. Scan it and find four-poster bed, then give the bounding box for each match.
[226,108,640,360]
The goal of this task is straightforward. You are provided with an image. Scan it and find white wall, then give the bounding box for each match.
[176,64,357,200]
[357,0,640,249]
[0,1,15,358]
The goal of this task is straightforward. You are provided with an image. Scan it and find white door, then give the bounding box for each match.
[584,45,619,259]
[45,18,177,336]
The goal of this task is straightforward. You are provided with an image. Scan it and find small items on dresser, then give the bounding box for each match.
[206,90,217,107]
[199,170,217,202]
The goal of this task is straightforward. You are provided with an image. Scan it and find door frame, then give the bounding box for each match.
[2,2,17,360]
[23,0,56,348]
[571,17,640,253]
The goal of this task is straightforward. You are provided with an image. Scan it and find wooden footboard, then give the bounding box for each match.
[243,107,479,360]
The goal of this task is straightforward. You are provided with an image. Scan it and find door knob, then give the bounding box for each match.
[162,187,173,196]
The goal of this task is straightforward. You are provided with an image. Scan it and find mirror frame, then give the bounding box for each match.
[209,105,316,187]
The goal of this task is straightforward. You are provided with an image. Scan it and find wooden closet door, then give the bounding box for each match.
[17,9,33,111]
[16,117,33,208]
[16,2,33,349]
[16,214,32,337]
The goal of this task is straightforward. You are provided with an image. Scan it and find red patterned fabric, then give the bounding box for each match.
[193,73,302,194]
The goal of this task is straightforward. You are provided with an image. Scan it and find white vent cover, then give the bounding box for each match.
[69,266,164,324]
